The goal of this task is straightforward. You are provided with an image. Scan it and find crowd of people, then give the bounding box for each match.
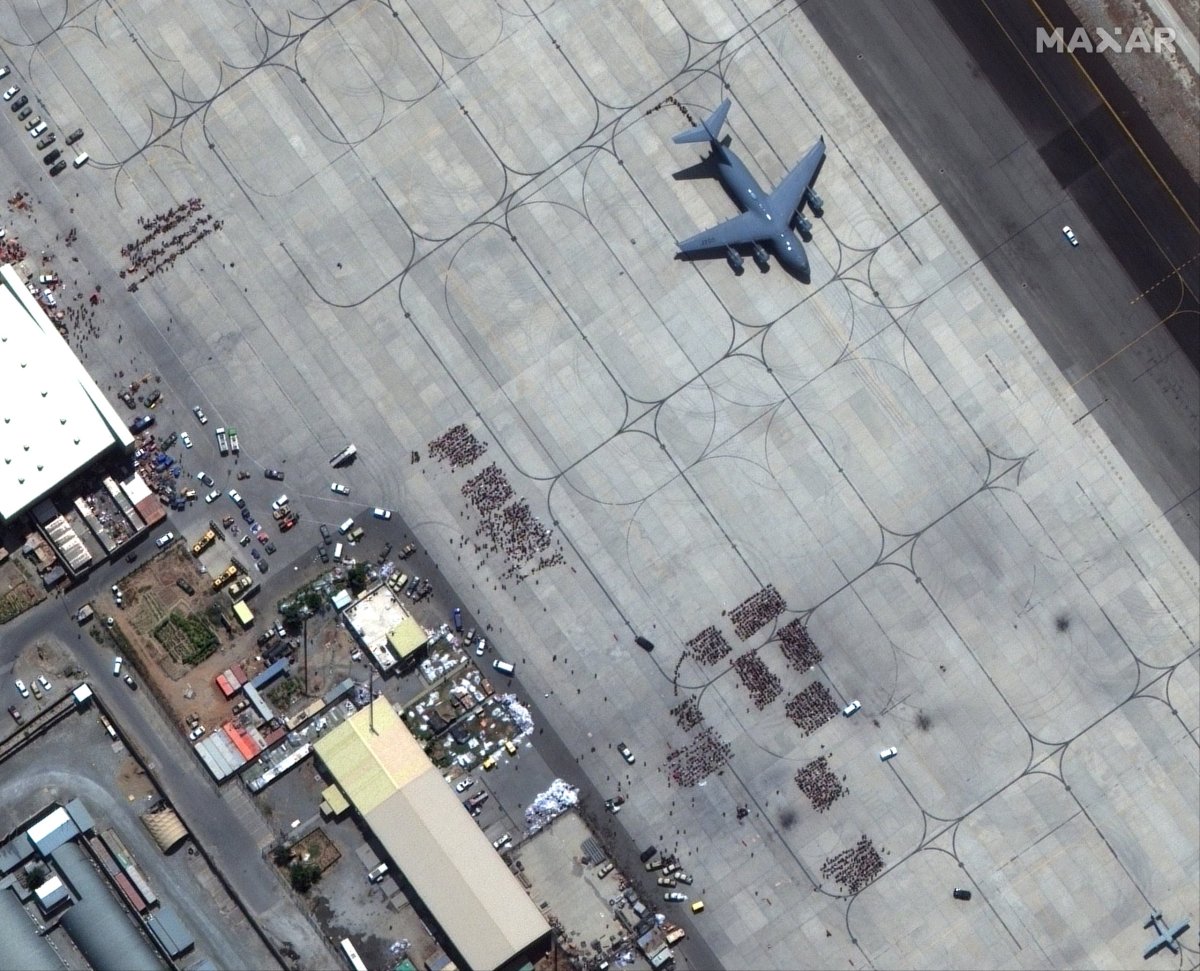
[778,618,823,672]
[732,649,783,710]
[665,725,733,788]
[795,756,845,813]
[120,199,222,290]
[686,625,731,665]
[454,448,563,581]
[670,695,705,732]
[461,463,514,515]
[785,681,838,735]
[730,584,786,640]
[821,835,884,894]
[429,423,488,469]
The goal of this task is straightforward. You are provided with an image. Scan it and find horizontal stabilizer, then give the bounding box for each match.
[673,99,731,144]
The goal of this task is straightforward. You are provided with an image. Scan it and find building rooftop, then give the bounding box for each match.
[0,266,133,522]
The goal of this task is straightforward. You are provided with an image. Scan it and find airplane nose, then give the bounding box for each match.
[777,239,810,282]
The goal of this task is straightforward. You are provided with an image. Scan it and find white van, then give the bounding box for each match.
[73,152,89,167]
[112,656,123,676]
[333,543,343,562]
[367,863,389,883]
[338,517,354,535]
[492,659,515,676]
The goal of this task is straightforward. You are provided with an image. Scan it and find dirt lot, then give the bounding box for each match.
[103,546,360,739]
[0,556,47,623]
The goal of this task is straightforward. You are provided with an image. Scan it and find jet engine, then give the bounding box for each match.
[793,213,812,236]
[725,246,744,273]
[804,188,824,217]
[752,243,770,270]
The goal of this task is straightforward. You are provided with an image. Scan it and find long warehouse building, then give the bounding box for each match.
[314,703,550,971]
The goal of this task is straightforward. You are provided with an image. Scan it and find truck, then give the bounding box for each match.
[215,427,229,456]
[191,529,216,557]
[330,443,357,467]
[228,427,240,454]
[75,604,94,624]
[211,564,239,590]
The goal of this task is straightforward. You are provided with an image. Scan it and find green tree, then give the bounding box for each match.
[289,861,322,894]
[272,845,291,867]
[347,563,369,592]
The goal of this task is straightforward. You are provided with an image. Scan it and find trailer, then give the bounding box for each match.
[330,443,357,467]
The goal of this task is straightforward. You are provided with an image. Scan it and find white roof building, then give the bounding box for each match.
[0,264,133,522]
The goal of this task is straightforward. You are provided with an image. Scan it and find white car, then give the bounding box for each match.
[271,494,289,511]
[454,777,475,793]
[330,482,350,495]
[492,833,512,850]
[189,725,206,740]
[196,471,214,487]
[180,431,192,449]
[229,489,244,507]
[14,679,28,698]
[2,86,18,101]
[155,531,175,548]
[372,507,392,520]
[617,742,635,765]
[112,657,123,676]
[475,638,486,657]
[204,489,222,503]
[192,405,207,424]
[37,675,52,692]
[0,66,9,79]
[664,891,688,903]
[842,700,861,717]
[1062,225,1079,247]
[879,746,898,762]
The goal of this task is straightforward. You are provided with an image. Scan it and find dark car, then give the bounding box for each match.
[318,545,329,563]
[265,541,277,555]
[635,635,655,652]
[197,471,214,487]
[639,846,658,864]
[123,674,137,690]
[952,888,972,901]
[256,559,268,574]
[8,705,21,723]
[48,160,66,177]
[176,578,195,595]
[128,414,155,433]
[65,127,83,145]
[241,507,252,523]
[36,133,54,149]
[264,468,285,481]
[319,524,331,544]
[250,548,261,560]
[9,94,27,112]
[16,106,30,121]
[43,148,61,165]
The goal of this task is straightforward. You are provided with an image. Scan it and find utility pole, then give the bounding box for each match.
[302,615,309,694]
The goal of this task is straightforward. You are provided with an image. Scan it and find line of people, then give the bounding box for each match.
[686,625,732,666]
[785,681,838,736]
[730,584,786,640]
[732,649,783,710]
[795,755,844,813]
[666,725,733,788]
[429,423,488,469]
[778,618,822,672]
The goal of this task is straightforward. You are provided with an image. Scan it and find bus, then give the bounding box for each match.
[339,938,367,971]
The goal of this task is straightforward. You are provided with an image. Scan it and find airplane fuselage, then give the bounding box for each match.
[712,142,809,279]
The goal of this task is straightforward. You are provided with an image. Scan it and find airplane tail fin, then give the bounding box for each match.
[673,99,731,144]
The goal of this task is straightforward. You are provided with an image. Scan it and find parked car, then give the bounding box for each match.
[0,66,8,79]
[3,85,20,101]
[953,888,973,901]
[264,468,284,481]
[664,892,688,903]
[42,150,60,166]
[189,726,206,740]
[36,133,55,149]
[256,559,268,574]
[14,679,28,698]
[8,705,21,722]
[492,833,512,850]
[197,471,214,487]
[250,547,261,561]
[48,159,66,176]
[1062,225,1079,247]
[372,507,392,520]
[879,746,898,762]
[319,524,331,544]
[155,531,175,548]
[842,700,861,717]
[330,482,350,495]
[124,674,137,690]
[128,414,155,433]
[272,494,289,511]
[317,545,329,563]
[192,405,207,424]
[454,777,475,793]
[228,489,244,507]
[65,127,83,145]
[37,676,52,693]
[617,742,635,765]
[9,95,26,112]
[180,431,192,448]
[112,657,123,676]
[204,489,221,503]
[16,106,31,121]
[265,541,277,555]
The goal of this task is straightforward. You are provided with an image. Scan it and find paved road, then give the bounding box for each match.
[806,0,1199,557]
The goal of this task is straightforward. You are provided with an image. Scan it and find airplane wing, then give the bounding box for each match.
[677,210,773,253]
[765,138,825,223]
